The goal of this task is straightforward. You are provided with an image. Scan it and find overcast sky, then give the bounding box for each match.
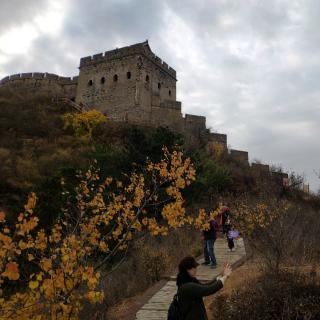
[0,0,319,192]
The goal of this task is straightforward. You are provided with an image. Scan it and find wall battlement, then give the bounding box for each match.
[0,73,78,85]
[79,41,176,78]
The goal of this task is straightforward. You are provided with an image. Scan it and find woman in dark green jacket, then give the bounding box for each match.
[176,256,232,320]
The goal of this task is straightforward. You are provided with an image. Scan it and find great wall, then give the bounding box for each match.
[0,41,290,183]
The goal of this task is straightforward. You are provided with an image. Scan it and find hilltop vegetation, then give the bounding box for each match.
[1,89,320,319]
[1,88,318,229]
[0,89,236,217]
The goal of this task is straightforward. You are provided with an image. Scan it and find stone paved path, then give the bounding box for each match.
[135,237,246,320]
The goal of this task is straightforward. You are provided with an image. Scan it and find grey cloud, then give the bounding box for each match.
[0,0,51,33]
[165,0,293,41]
[61,0,165,54]
[2,34,79,76]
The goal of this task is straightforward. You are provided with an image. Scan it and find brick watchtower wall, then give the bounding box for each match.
[76,49,140,122]
[75,41,181,127]
[0,73,78,98]
[75,41,213,144]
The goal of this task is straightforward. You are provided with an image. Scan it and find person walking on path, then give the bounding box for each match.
[176,256,232,320]
[202,214,218,268]
[220,205,235,251]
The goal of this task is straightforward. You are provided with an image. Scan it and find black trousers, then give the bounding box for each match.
[223,225,234,249]
[227,237,234,249]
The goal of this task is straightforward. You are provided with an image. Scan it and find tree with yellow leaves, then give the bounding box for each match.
[232,198,293,271]
[232,199,290,238]
[0,148,213,319]
[62,109,107,141]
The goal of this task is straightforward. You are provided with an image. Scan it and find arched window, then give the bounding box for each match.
[145,75,149,82]
[88,80,93,86]
[158,83,161,89]
[127,72,131,79]
[169,90,171,96]
[100,77,105,84]
[113,74,118,82]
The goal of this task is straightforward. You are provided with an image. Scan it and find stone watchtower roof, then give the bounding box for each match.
[79,41,177,79]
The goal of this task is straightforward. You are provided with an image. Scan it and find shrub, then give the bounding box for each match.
[212,270,320,320]
[137,241,171,283]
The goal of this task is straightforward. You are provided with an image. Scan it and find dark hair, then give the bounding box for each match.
[178,256,199,273]
[176,256,200,287]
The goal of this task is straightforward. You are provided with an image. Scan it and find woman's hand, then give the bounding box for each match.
[223,263,232,278]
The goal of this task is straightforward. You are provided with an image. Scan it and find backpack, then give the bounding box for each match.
[167,294,190,320]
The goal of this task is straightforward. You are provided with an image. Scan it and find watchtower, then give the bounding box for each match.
[75,41,180,127]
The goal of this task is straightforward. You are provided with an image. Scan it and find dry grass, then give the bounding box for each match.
[206,260,261,320]
[208,259,320,320]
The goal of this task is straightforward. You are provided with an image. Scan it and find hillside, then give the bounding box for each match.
[1,88,320,319]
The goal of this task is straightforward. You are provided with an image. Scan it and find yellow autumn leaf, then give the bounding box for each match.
[2,262,20,280]
[66,279,74,290]
[42,279,54,298]
[40,258,52,272]
[36,273,43,281]
[29,280,39,289]
[28,254,34,261]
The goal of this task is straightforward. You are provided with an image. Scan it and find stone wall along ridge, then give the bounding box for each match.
[0,73,78,85]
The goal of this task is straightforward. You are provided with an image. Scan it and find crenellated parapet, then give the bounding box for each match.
[0,72,78,100]
[0,73,78,85]
[79,41,176,79]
